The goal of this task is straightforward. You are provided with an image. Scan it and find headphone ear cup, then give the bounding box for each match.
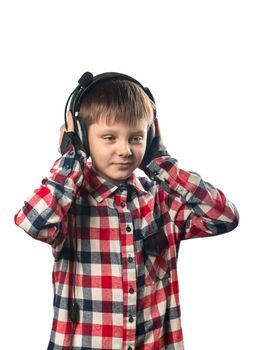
[146,122,156,153]
[76,117,90,157]
[140,121,156,170]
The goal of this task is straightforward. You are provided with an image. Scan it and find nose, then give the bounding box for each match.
[117,140,132,157]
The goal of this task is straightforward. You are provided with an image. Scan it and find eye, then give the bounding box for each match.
[130,136,143,143]
[101,135,144,143]
[103,135,115,141]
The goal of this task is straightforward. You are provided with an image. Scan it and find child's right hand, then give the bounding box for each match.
[58,112,75,154]
[58,112,87,155]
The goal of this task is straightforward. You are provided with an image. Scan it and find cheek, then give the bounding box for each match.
[90,143,110,163]
[133,149,145,164]
[139,143,147,157]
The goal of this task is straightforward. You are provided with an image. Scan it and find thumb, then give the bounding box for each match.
[67,111,75,132]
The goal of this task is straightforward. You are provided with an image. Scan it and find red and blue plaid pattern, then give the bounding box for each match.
[14,145,239,350]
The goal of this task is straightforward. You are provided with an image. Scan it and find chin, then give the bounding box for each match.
[110,173,131,182]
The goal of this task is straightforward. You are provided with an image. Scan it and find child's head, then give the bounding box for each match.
[79,79,156,184]
[79,79,155,129]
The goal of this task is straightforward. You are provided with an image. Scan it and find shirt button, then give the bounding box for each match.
[126,226,131,232]
[120,202,125,208]
[119,185,127,192]
[129,287,134,294]
[128,256,133,263]
[129,315,134,323]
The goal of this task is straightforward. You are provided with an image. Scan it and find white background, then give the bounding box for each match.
[0,0,253,349]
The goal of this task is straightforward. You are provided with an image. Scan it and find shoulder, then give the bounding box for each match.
[137,173,182,205]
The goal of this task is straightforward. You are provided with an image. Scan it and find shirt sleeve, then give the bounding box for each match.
[14,144,87,247]
[146,155,239,240]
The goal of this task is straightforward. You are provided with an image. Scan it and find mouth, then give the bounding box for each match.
[113,162,132,168]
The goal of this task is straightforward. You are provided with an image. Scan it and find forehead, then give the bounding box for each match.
[94,115,148,131]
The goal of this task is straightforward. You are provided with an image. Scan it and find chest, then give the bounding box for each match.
[62,192,177,287]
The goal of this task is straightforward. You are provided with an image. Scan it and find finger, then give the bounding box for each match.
[154,118,160,137]
[60,124,67,133]
[58,129,64,153]
[67,111,75,132]
[58,122,67,151]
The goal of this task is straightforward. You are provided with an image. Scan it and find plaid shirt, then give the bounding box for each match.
[14,144,239,350]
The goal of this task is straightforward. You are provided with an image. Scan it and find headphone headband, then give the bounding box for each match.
[77,71,155,102]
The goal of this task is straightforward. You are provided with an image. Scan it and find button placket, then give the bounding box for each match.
[128,256,133,263]
[116,186,136,347]
[128,315,134,323]
[115,184,128,209]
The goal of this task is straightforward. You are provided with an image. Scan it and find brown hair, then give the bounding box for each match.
[78,79,155,129]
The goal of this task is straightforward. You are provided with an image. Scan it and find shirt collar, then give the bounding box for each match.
[83,162,148,203]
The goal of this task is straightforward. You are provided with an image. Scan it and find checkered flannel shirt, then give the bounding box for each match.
[14,144,239,350]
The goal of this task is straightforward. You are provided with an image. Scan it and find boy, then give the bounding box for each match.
[14,72,239,350]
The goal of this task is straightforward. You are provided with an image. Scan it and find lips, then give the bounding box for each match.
[113,162,133,168]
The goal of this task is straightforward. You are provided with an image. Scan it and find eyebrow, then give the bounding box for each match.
[100,129,145,134]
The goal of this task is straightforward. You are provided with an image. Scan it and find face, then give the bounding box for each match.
[88,116,148,185]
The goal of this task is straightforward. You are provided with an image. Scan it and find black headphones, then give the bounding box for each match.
[64,71,157,157]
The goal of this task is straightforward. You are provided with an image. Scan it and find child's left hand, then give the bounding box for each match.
[139,118,170,171]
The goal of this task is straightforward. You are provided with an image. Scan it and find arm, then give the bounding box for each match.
[14,112,87,247]
[147,155,239,239]
[14,144,87,247]
[140,118,239,240]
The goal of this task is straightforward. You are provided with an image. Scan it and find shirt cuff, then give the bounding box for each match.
[44,144,87,187]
